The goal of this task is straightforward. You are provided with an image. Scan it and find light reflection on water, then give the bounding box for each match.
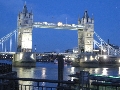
[102,68,108,76]
[1,60,120,88]
[0,60,120,78]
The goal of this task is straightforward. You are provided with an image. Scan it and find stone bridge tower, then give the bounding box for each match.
[13,4,36,67]
[17,4,33,52]
[78,11,94,54]
[72,11,95,67]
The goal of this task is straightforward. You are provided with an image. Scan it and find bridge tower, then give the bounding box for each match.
[78,11,94,54]
[17,3,33,52]
[72,11,96,67]
[13,3,36,67]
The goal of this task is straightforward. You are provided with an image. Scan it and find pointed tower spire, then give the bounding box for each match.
[91,13,94,23]
[30,7,33,14]
[78,14,81,24]
[83,10,89,19]
[91,13,94,20]
[23,1,28,13]
[25,1,26,5]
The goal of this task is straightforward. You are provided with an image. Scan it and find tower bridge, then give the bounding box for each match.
[0,4,120,66]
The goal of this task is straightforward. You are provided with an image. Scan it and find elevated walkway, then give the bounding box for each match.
[0,52,16,55]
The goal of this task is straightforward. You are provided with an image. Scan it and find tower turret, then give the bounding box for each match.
[23,4,28,13]
[83,11,89,23]
[83,11,89,19]
[91,14,94,24]
[78,15,81,24]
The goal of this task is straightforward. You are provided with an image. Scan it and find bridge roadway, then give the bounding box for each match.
[33,22,84,30]
[0,52,16,55]
[0,51,120,60]
[0,51,78,62]
[1,51,120,67]
[0,51,73,56]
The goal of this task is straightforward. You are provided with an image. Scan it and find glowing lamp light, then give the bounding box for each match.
[30,54,34,59]
[90,56,94,61]
[95,56,98,60]
[20,53,23,60]
[95,68,98,73]
[71,58,74,61]
[85,56,87,61]
[63,58,65,60]
[57,22,63,26]
[119,59,120,63]
[103,55,107,59]
[103,49,106,52]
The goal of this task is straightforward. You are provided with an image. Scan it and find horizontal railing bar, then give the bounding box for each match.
[0,77,75,84]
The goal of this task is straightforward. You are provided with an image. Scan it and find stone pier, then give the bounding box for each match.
[13,52,36,67]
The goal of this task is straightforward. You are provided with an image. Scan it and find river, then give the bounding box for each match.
[1,60,120,89]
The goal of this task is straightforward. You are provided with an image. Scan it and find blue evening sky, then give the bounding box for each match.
[0,0,120,52]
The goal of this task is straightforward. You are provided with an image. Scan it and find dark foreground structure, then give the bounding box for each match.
[0,77,75,90]
[69,71,120,90]
[0,63,18,90]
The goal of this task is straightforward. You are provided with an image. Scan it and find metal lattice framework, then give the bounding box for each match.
[0,30,17,52]
[0,30,17,44]
[94,32,120,56]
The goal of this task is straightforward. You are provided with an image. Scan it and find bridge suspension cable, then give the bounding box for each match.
[0,30,17,52]
[94,32,120,56]
[0,30,17,44]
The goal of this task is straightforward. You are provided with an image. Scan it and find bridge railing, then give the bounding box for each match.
[0,77,75,90]
[33,22,84,30]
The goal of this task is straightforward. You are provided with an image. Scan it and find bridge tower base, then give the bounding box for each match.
[13,52,36,67]
[72,53,99,67]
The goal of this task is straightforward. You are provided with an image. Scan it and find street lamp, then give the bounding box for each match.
[34,45,36,52]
